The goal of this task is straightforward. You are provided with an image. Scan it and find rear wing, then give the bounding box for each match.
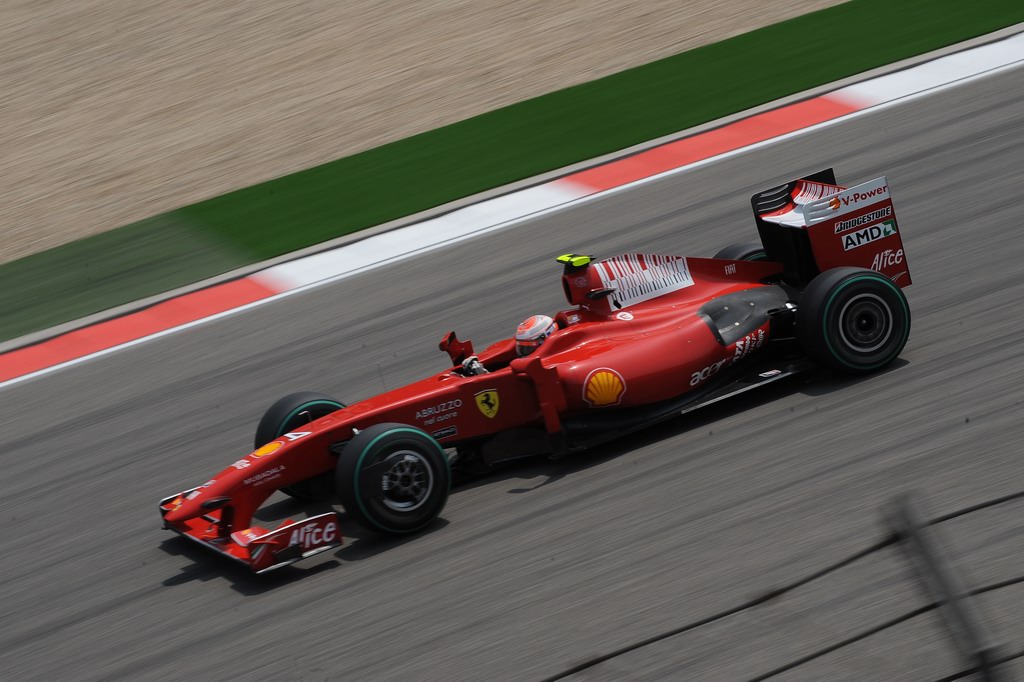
[751,169,911,287]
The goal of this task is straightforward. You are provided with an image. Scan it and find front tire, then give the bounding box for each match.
[255,391,346,501]
[336,423,450,535]
[797,267,910,374]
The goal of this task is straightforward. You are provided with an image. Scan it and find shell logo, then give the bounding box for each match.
[252,441,283,458]
[583,368,626,407]
[828,196,841,211]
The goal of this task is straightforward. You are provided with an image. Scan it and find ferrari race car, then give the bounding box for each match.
[161,168,912,573]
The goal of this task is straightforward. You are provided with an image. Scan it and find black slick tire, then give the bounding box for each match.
[713,242,767,261]
[797,267,910,374]
[336,423,450,535]
[255,391,346,501]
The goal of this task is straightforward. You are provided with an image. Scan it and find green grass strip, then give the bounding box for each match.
[5,0,1024,343]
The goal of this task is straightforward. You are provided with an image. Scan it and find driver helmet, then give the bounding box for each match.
[515,314,557,357]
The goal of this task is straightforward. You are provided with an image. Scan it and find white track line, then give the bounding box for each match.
[3,32,1024,391]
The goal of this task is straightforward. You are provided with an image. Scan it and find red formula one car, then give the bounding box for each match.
[161,168,912,572]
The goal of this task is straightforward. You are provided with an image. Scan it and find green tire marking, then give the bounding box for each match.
[275,399,345,436]
[821,274,910,370]
[351,427,450,534]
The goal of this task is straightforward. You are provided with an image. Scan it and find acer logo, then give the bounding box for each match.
[289,521,338,550]
[871,248,904,271]
[690,357,730,386]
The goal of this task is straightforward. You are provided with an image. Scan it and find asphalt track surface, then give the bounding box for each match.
[3,67,1024,681]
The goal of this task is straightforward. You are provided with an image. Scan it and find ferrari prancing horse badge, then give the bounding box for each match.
[475,390,500,418]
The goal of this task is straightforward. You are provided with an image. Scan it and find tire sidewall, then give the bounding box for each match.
[799,268,910,373]
[255,392,345,500]
[255,392,345,449]
[713,241,767,261]
[338,424,450,535]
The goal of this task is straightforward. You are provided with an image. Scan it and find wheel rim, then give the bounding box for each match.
[838,293,893,353]
[381,450,434,512]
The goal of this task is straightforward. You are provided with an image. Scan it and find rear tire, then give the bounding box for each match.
[713,242,767,261]
[255,392,346,501]
[336,423,450,535]
[797,267,910,374]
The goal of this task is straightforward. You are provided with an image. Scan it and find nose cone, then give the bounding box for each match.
[163,489,231,524]
[163,495,202,524]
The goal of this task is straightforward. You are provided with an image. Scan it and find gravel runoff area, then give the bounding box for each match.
[1,0,845,264]
[2,65,1024,679]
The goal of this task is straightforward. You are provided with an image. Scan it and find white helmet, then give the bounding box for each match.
[515,314,557,357]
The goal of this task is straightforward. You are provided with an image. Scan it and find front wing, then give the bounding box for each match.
[160,489,342,573]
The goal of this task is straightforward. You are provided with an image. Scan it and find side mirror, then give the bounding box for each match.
[439,331,475,366]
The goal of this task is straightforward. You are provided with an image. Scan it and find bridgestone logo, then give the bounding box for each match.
[835,206,892,234]
[842,220,898,251]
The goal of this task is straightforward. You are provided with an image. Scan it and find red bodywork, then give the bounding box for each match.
[160,170,911,572]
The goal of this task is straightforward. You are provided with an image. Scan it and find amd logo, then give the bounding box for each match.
[842,220,897,251]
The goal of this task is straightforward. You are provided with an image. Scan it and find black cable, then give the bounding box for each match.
[747,603,936,681]
[971,574,1024,596]
[932,647,1024,682]
[924,561,1024,680]
[541,489,1024,681]
[750,574,1024,681]
[539,599,760,682]
[756,536,897,601]
[928,490,1024,525]
[540,536,895,681]
[926,577,1024,680]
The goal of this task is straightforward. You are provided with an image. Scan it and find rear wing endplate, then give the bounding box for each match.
[751,169,911,287]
